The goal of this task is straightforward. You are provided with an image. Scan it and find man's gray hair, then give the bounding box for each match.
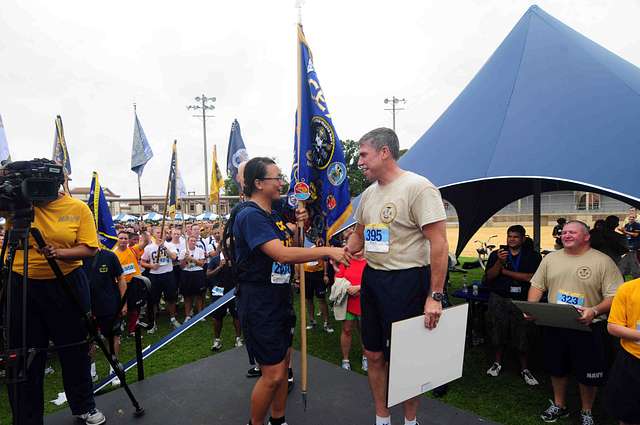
[565,220,590,233]
[358,127,400,160]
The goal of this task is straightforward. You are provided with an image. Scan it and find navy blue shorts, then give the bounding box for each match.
[96,315,122,337]
[605,348,640,423]
[180,270,206,296]
[238,283,295,366]
[149,271,178,304]
[361,265,430,360]
[212,295,238,320]
[304,271,327,300]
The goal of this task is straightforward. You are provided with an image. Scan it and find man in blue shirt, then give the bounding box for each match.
[619,214,640,278]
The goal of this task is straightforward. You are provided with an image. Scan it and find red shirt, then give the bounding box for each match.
[336,258,367,316]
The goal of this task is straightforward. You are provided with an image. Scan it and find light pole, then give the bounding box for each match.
[383,96,407,132]
[187,95,216,211]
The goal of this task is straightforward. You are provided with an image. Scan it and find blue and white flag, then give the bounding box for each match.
[288,24,352,241]
[0,114,10,163]
[226,119,249,187]
[131,111,153,176]
[88,172,118,249]
[52,115,71,176]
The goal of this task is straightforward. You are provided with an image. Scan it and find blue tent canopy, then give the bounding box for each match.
[340,5,640,255]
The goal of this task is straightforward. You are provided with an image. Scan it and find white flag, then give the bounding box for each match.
[0,114,11,163]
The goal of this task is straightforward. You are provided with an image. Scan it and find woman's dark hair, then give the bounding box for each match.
[242,157,276,197]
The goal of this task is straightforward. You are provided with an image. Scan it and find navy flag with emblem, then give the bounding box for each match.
[131,110,154,176]
[288,24,352,241]
[226,119,249,189]
[167,141,178,218]
[88,172,118,249]
[52,115,71,176]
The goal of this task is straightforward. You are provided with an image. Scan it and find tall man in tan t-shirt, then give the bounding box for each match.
[346,128,449,425]
[528,221,622,425]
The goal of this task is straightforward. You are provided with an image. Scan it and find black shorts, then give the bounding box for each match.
[304,271,327,300]
[542,321,609,386]
[211,295,238,320]
[238,283,295,366]
[605,348,640,423]
[149,272,178,304]
[96,315,122,337]
[172,265,182,289]
[486,293,537,351]
[180,270,206,296]
[361,265,430,360]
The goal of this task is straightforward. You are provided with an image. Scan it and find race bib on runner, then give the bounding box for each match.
[509,286,522,294]
[211,286,224,297]
[122,263,136,275]
[158,257,171,266]
[271,262,291,284]
[364,224,390,253]
[636,321,640,345]
[556,290,585,306]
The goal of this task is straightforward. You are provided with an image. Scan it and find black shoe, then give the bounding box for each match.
[540,400,570,422]
[246,366,261,378]
[287,368,294,393]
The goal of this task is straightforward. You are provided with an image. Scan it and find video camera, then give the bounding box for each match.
[0,159,64,212]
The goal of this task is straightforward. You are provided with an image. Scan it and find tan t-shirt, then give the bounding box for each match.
[530,248,622,312]
[354,171,446,271]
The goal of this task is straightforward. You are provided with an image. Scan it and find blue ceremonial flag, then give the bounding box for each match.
[88,172,118,249]
[52,115,71,176]
[287,24,352,241]
[167,140,178,218]
[226,119,249,188]
[131,110,153,176]
[0,114,11,163]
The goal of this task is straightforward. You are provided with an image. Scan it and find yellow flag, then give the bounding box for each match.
[209,145,225,206]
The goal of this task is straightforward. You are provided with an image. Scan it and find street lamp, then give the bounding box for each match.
[187,95,216,211]
[383,96,407,132]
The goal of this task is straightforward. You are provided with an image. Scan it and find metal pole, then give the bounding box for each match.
[202,96,210,212]
[533,180,541,252]
[392,96,396,132]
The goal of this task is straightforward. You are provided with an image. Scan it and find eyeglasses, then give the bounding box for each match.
[259,174,286,182]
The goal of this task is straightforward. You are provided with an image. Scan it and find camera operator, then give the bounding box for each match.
[3,179,106,424]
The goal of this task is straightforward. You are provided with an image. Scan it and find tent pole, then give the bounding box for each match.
[533,180,541,252]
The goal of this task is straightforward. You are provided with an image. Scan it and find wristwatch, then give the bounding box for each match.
[431,292,444,302]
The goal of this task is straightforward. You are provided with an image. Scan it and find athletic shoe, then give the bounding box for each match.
[76,408,106,425]
[521,369,539,386]
[211,338,222,351]
[170,317,181,329]
[323,322,334,333]
[268,420,289,425]
[184,315,192,323]
[91,373,99,383]
[580,411,595,425]
[111,376,121,387]
[486,362,502,377]
[341,360,351,370]
[306,320,316,330]
[146,324,157,335]
[361,355,368,372]
[246,366,261,378]
[287,368,294,393]
[540,400,570,422]
[44,366,55,375]
[235,337,244,347]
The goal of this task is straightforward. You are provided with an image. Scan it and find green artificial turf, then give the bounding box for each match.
[0,258,617,424]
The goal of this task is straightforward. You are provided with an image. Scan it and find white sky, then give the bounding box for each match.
[2,0,640,198]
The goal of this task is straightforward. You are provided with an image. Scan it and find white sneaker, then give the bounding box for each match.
[323,322,334,333]
[111,376,121,387]
[170,317,181,329]
[76,408,106,425]
[306,320,316,330]
[211,338,222,351]
[146,324,157,334]
[486,362,502,377]
[361,355,368,372]
[521,369,539,386]
[91,373,99,383]
[44,366,55,375]
[341,360,351,370]
[184,315,192,322]
[235,337,244,347]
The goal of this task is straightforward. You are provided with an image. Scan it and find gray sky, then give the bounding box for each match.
[2,0,640,198]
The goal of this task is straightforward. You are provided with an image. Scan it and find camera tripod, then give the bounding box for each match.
[0,207,144,422]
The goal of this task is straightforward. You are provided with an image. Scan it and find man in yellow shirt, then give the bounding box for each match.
[606,278,640,425]
[5,191,106,425]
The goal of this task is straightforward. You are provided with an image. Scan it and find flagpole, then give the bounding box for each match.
[160,140,176,240]
[134,103,145,224]
[295,4,309,410]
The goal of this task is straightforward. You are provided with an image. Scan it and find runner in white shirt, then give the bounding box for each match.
[179,236,207,322]
[140,227,180,332]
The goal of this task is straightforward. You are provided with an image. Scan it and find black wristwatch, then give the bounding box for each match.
[430,292,444,302]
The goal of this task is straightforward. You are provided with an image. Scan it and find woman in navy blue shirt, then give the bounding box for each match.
[228,157,350,425]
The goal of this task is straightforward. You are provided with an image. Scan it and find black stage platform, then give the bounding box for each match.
[46,348,497,425]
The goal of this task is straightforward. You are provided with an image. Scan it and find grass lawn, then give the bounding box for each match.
[0,258,617,424]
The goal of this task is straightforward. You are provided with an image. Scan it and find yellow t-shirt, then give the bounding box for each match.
[530,248,622,314]
[354,171,447,271]
[10,195,99,279]
[608,279,640,359]
[114,246,142,283]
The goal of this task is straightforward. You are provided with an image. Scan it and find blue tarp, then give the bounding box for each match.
[343,5,640,255]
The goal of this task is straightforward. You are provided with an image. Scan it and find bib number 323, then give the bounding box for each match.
[364,224,390,253]
[271,262,291,285]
